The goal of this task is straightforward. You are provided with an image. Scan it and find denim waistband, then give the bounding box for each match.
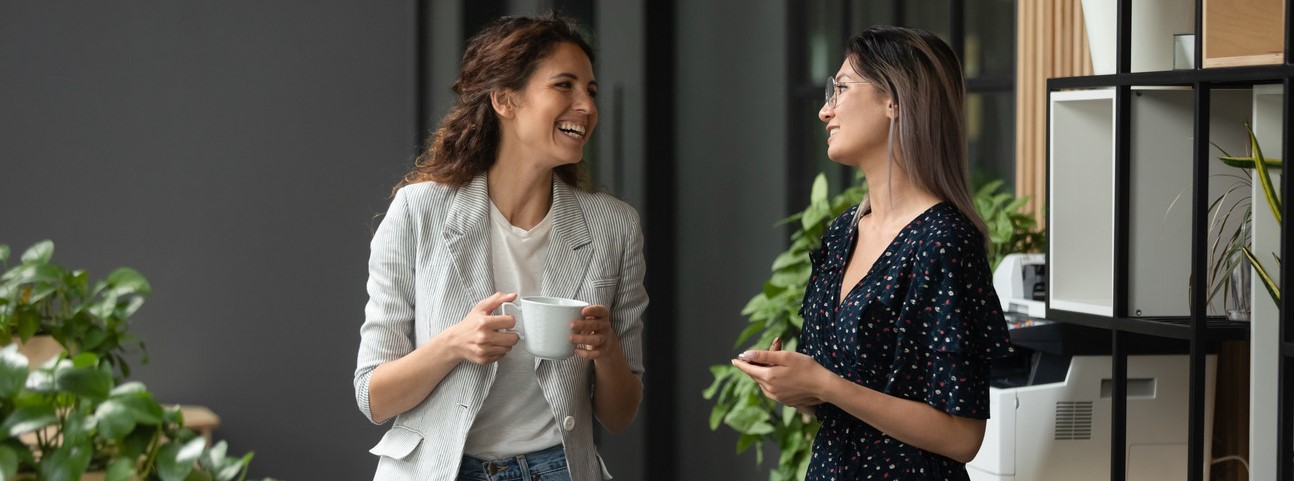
[459,444,567,481]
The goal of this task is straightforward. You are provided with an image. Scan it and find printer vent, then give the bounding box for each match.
[1053,401,1094,440]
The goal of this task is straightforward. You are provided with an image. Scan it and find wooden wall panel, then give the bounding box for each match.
[1015,0,1092,226]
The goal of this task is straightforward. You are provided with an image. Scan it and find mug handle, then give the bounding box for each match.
[501,302,525,340]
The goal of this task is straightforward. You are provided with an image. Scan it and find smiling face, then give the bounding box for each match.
[496,42,598,169]
[819,58,894,168]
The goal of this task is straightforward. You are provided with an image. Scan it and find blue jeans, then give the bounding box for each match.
[457,445,571,481]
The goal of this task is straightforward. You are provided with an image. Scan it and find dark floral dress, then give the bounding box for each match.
[798,203,1013,480]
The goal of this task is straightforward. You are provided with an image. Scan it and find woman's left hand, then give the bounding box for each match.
[731,350,829,409]
[570,304,620,361]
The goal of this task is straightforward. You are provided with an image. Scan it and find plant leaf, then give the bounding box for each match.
[106,268,151,297]
[158,436,207,481]
[1219,155,1284,169]
[1241,246,1281,305]
[0,345,29,400]
[1248,127,1282,224]
[0,405,57,437]
[221,452,254,481]
[724,404,775,435]
[53,364,112,400]
[809,173,828,205]
[38,442,92,481]
[105,457,138,481]
[0,444,18,481]
[20,240,54,265]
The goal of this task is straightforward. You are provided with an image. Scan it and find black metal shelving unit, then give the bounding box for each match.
[1045,1,1292,480]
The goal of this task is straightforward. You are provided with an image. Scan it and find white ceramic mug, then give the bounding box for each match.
[501,296,589,360]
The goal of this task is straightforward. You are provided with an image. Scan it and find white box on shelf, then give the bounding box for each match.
[1049,89,1116,317]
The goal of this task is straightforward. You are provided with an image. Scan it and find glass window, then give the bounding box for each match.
[790,0,1018,194]
[967,91,1016,188]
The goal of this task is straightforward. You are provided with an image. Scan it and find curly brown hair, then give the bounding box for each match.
[395,14,595,194]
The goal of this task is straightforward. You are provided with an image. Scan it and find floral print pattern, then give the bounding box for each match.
[798,203,1013,480]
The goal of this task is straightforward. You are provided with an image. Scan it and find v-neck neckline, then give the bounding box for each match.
[834,202,945,310]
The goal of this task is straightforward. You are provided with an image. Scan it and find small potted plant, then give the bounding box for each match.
[0,240,147,380]
[0,241,278,481]
[1204,126,1283,317]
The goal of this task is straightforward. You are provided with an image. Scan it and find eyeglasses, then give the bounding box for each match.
[825,76,870,108]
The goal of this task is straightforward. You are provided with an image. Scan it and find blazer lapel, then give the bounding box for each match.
[443,175,495,303]
[540,179,593,301]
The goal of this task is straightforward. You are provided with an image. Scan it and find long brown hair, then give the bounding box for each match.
[845,25,990,252]
[394,14,594,193]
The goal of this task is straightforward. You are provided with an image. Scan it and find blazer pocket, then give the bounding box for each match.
[590,276,618,289]
[369,425,423,460]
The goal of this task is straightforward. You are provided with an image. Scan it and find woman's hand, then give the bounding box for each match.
[731,346,828,409]
[570,304,621,361]
[440,292,521,365]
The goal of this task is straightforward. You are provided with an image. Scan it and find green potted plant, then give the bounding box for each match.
[1205,126,1283,314]
[703,173,1044,481]
[0,240,147,380]
[0,241,278,481]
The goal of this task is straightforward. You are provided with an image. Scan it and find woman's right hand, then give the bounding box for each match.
[441,292,521,364]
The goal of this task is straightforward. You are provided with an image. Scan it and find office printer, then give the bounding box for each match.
[967,254,1215,481]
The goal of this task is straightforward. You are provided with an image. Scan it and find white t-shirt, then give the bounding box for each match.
[463,201,562,459]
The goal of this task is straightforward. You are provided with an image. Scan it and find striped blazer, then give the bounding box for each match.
[354,175,647,481]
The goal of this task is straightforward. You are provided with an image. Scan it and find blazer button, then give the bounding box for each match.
[562,415,576,431]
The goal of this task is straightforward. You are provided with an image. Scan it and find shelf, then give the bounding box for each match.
[1049,64,1294,89]
[1048,309,1252,342]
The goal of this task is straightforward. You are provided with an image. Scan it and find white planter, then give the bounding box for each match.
[1081,0,1196,74]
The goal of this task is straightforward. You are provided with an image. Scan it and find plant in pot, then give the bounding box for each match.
[0,240,146,380]
[703,173,1043,480]
[1203,126,1282,318]
[0,241,278,481]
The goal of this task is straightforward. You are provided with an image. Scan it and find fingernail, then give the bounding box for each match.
[737,351,754,360]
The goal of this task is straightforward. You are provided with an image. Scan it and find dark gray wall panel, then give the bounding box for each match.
[1,2,415,479]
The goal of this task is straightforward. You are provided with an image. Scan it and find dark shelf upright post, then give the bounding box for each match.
[1188,82,1212,481]
[1111,1,1132,480]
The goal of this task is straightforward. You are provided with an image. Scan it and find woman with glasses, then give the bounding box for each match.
[354,14,647,481]
[732,26,1012,480]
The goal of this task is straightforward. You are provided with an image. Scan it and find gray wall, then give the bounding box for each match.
[0,2,411,479]
[674,1,789,479]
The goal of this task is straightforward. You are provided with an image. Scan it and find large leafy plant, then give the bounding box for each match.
[703,173,1042,481]
[0,241,278,481]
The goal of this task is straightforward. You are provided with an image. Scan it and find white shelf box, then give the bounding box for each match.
[1050,89,1116,317]
[1049,88,1255,319]
[1127,89,1253,318]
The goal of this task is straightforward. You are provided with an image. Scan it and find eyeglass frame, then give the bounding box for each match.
[824,76,871,108]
